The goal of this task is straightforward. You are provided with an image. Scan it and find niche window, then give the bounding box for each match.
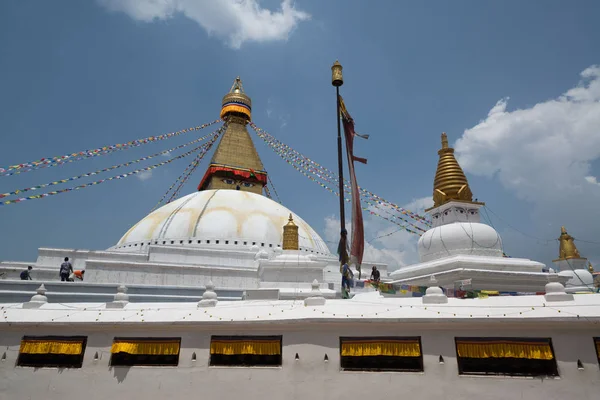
[594,337,600,367]
[210,336,282,367]
[455,337,558,377]
[339,337,423,372]
[110,337,180,367]
[17,336,87,368]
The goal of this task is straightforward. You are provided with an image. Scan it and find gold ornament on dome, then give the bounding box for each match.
[554,226,585,261]
[426,133,482,211]
[282,214,299,250]
[220,76,252,121]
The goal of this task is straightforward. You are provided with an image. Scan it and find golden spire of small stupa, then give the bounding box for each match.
[429,133,479,209]
[555,226,585,261]
[282,214,299,250]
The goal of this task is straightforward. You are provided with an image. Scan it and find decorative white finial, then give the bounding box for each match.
[304,279,326,306]
[198,281,218,308]
[255,249,269,260]
[107,285,130,308]
[544,281,574,302]
[423,276,448,304]
[23,284,48,308]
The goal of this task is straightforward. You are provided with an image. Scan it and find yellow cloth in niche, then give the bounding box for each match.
[341,341,421,357]
[20,340,83,355]
[456,341,553,360]
[210,340,281,356]
[111,341,180,355]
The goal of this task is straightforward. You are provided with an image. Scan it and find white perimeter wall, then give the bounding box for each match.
[0,323,598,400]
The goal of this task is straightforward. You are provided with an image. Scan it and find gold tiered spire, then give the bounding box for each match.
[429,133,480,209]
[282,214,299,250]
[554,226,586,261]
[197,77,267,195]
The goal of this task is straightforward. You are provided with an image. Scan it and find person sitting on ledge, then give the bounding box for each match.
[20,266,33,281]
[370,266,380,283]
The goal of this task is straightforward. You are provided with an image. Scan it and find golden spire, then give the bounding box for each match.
[555,226,585,261]
[197,77,266,195]
[282,213,299,250]
[430,132,478,208]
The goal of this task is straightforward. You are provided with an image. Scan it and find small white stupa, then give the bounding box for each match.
[389,133,565,292]
[552,226,595,292]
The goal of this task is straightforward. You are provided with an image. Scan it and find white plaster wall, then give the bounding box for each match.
[389,268,567,292]
[429,201,483,227]
[147,245,258,269]
[0,323,598,400]
[258,263,325,283]
[86,260,259,288]
[35,248,148,269]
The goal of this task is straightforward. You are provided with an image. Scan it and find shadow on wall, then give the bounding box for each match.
[110,366,130,383]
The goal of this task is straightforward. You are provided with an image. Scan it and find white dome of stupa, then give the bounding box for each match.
[112,189,331,255]
[558,269,594,289]
[418,222,503,262]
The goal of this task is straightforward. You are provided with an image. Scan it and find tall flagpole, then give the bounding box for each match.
[331,61,346,240]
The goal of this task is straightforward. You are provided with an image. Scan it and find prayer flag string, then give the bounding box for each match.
[250,124,428,235]
[0,128,222,200]
[0,144,204,206]
[0,119,221,177]
[258,132,424,234]
[250,123,431,227]
[166,126,224,204]
[151,124,226,211]
[260,132,422,234]
[360,280,546,299]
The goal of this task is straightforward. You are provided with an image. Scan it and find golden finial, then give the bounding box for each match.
[588,261,594,273]
[556,226,584,260]
[441,132,449,149]
[230,76,244,93]
[221,76,252,121]
[428,132,479,209]
[331,60,343,87]
[282,213,299,250]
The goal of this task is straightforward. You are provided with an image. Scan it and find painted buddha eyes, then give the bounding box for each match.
[221,179,254,188]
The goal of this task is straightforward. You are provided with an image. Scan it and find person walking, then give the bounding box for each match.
[60,257,73,282]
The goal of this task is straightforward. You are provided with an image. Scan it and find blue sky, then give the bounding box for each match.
[1,0,599,270]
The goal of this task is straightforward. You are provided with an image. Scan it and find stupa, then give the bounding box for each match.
[0,78,388,302]
[1,80,599,400]
[389,133,566,292]
[553,226,595,292]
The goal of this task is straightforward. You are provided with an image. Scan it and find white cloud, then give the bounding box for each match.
[585,176,600,186]
[455,65,600,261]
[136,170,153,181]
[266,97,290,129]
[322,196,433,272]
[98,0,310,48]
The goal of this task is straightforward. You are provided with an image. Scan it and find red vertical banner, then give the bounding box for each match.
[339,96,367,278]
